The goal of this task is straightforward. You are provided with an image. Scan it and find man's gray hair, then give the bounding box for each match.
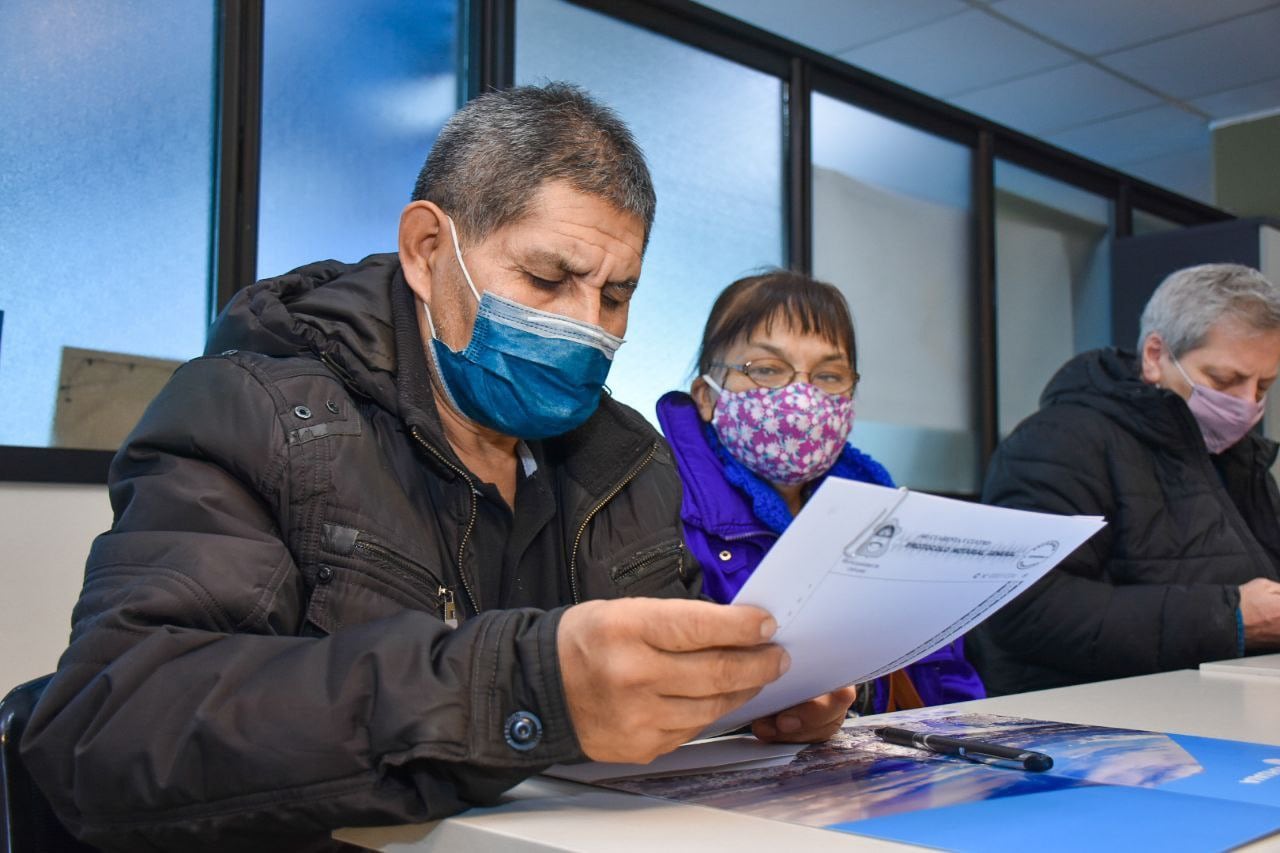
[1138,263,1280,356]
[412,83,656,248]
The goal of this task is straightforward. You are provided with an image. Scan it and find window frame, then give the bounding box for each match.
[0,0,1233,486]
[542,0,1229,492]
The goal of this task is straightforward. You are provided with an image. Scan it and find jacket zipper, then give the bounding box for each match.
[613,542,686,584]
[317,351,369,399]
[569,442,659,604]
[411,426,480,621]
[312,354,468,621]
[354,538,457,627]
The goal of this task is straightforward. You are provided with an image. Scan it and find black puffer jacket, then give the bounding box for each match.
[971,348,1280,696]
[22,254,697,852]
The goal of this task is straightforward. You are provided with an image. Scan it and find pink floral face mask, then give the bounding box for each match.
[703,375,855,485]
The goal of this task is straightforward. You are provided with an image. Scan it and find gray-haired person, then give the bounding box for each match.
[971,263,1280,696]
[22,85,851,853]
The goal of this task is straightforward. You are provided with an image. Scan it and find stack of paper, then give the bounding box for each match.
[706,479,1104,734]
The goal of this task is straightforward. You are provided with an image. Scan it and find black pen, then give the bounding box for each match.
[874,726,1054,772]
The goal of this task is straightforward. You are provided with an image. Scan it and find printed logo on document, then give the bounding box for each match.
[1017,540,1060,569]
[852,521,899,558]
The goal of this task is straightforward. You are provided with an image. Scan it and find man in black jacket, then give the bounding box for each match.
[22,84,855,852]
[973,263,1280,696]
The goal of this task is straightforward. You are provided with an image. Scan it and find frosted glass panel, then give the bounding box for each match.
[811,93,975,493]
[0,1,216,449]
[258,0,457,278]
[516,0,785,426]
[996,161,1112,437]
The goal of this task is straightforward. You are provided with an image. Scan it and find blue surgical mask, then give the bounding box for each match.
[420,216,624,439]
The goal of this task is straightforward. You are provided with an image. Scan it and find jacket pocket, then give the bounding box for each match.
[609,539,687,597]
[303,528,448,635]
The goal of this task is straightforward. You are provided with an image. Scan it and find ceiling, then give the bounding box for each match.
[697,0,1280,206]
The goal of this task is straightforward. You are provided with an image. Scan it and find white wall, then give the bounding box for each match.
[0,482,111,691]
[813,165,977,493]
[994,192,1110,437]
[1261,226,1280,476]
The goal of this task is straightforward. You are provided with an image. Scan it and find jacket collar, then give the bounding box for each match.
[1043,348,1205,452]
[656,391,771,538]
[1044,348,1280,460]
[545,394,661,502]
[387,262,466,471]
[1218,430,1280,478]
[207,253,402,414]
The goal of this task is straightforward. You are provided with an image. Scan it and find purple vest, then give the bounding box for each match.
[656,391,985,713]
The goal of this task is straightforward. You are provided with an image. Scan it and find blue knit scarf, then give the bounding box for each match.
[705,423,895,535]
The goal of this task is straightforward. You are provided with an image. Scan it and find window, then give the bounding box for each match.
[995,161,1113,436]
[516,0,785,426]
[257,0,458,278]
[0,1,217,451]
[2,0,1228,485]
[811,93,976,492]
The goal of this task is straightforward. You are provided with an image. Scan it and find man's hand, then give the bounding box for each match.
[751,685,858,744]
[558,598,788,764]
[1240,577,1280,650]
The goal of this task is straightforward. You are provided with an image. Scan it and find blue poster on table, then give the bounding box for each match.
[603,713,1280,852]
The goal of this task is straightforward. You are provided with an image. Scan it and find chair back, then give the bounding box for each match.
[1,675,96,852]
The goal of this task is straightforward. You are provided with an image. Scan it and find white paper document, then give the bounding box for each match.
[706,479,1105,735]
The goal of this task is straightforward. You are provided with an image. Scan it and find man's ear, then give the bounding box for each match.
[1139,333,1165,385]
[398,200,448,305]
[691,376,716,422]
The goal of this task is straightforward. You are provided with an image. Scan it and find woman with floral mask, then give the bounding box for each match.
[656,271,985,717]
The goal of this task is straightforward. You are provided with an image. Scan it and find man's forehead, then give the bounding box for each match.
[517,183,644,245]
[508,234,642,279]
[502,215,644,278]
[519,245,588,274]
[1202,315,1280,348]
[1192,318,1280,373]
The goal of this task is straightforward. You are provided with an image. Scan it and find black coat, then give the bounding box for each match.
[22,254,697,852]
[970,348,1280,696]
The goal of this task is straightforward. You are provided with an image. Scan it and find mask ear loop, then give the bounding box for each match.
[420,213,482,343]
[1170,354,1197,391]
[446,215,483,303]
[420,299,439,339]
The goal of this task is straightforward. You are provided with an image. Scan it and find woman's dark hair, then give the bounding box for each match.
[695,270,857,377]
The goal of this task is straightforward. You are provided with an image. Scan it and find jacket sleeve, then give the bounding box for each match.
[21,356,582,853]
[903,639,986,706]
[980,410,1241,680]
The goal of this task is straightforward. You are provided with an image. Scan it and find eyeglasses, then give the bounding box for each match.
[713,358,859,396]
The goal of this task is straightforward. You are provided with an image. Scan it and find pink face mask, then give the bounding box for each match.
[704,376,854,485]
[1172,357,1265,454]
